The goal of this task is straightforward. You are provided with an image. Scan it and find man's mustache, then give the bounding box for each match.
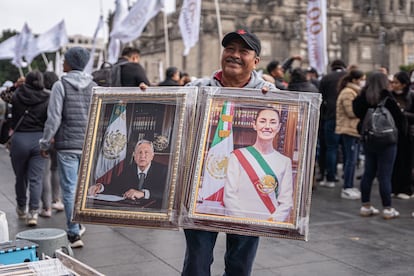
[225,57,243,65]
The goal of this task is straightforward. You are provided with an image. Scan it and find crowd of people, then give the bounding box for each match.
[0,28,414,275]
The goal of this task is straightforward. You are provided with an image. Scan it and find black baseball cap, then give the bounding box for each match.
[222,29,261,56]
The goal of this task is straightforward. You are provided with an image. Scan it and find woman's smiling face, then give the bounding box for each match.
[253,109,281,141]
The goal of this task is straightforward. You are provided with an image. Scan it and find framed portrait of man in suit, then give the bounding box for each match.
[182,87,322,240]
[73,87,197,229]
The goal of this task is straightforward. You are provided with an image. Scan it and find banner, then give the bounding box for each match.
[107,0,128,63]
[0,35,17,60]
[198,101,234,205]
[306,0,328,76]
[178,0,202,56]
[110,0,163,44]
[95,104,128,183]
[12,23,32,68]
[25,20,68,64]
[84,16,105,74]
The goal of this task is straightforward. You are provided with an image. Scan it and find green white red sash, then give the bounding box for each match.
[233,146,279,214]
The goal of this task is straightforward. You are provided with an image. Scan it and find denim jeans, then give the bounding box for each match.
[323,119,340,181]
[182,229,259,276]
[10,132,46,211]
[341,134,359,189]
[57,151,81,236]
[360,143,397,207]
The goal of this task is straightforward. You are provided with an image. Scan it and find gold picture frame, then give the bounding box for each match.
[73,87,197,229]
[181,87,321,240]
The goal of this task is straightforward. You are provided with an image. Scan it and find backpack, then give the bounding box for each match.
[91,60,129,87]
[361,97,398,149]
[92,62,113,87]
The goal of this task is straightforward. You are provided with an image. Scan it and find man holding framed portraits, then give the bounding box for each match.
[182,29,276,276]
[224,108,293,222]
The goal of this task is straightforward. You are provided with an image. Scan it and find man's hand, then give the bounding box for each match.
[40,150,49,158]
[88,183,103,196]
[123,189,145,200]
[262,85,270,95]
[139,82,148,91]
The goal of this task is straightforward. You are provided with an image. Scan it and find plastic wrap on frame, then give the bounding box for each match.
[180,87,322,241]
[73,86,198,229]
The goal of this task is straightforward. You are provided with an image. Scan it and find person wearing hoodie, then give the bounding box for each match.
[182,29,276,276]
[40,46,96,248]
[9,70,49,227]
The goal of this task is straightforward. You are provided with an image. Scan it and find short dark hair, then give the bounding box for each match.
[254,108,281,123]
[330,59,346,70]
[122,47,141,57]
[166,67,178,78]
[266,61,280,74]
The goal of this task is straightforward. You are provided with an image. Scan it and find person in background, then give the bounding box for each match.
[318,59,347,188]
[112,46,150,87]
[335,70,365,200]
[266,55,302,90]
[179,72,192,86]
[353,72,405,219]
[40,46,95,248]
[389,71,413,199]
[305,66,320,89]
[158,66,180,86]
[182,29,276,276]
[287,67,318,93]
[10,71,50,226]
[39,71,63,218]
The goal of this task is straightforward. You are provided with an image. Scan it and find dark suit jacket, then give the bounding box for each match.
[102,162,168,208]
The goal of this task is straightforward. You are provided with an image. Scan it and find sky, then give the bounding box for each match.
[0,0,115,40]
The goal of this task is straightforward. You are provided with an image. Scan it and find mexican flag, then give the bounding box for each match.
[199,101,234,204]
[95,104,127,183]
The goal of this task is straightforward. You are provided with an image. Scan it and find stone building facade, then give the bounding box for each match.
[130,0,414,83]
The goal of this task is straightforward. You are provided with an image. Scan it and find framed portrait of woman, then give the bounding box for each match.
[182,87,321,240]
[73,87,197,229]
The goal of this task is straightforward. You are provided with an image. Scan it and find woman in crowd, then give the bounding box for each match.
[352,72,405,219]
[335,70,365,200]
[389,71,414,200]
[10,71,50,226]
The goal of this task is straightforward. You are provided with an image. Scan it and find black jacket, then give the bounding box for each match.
[319,69,347,120]
[116,58,150,86]
[11,84,49,132]
[352,89,406,136]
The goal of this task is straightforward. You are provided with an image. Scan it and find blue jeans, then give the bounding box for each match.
[57,151,81,236]
[323,120,340,181]
[182,229,259,276]
[341,135,359,189]
[360,143,397,207]
[10,132,46,211]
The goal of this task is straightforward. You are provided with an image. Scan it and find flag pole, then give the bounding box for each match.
[41,53,49,68]
[214,0,223,64]
[163,11,170,68]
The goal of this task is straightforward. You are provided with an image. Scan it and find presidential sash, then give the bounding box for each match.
[233,146,279,214]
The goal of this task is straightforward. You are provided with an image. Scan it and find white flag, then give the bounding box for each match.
[179,0,202,56]
[107,0,128,63]
[0,35,17,60]
[95,104,128,182]
[55,51,63,77]
[110,0,163,43]
[25,20,68,64]
[198,101,234,214]
[85,16,105,74]
[161,0,176,14]
[12,23,32,68]
[307,0,328,76]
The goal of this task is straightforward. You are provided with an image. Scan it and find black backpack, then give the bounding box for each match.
[92,62,113,87]
[361,97,398,149]
[91,60,129,87]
